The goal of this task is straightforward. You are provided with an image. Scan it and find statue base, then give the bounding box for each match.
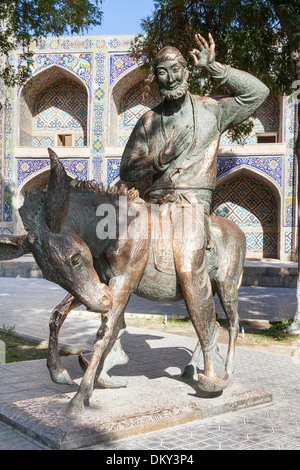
[0,371,272,450]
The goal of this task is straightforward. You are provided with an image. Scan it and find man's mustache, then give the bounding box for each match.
[159,79,189,100]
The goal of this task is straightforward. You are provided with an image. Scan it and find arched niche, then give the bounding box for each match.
[19,65,88,148]
[108,66,161,147]
[212,168,281,259]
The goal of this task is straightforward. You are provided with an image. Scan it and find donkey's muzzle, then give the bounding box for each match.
[96,284,114,313]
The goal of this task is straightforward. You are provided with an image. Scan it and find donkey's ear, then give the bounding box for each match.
[45,148,71,233]
[0,235,31,261]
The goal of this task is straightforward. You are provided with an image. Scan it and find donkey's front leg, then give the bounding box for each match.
[67,275,131,415]
[48,293,81,385]
[79,313,129,389]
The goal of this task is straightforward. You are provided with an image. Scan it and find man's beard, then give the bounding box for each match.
[159,79,189,100]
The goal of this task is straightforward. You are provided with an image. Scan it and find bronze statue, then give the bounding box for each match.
[0,148,246,414]
[120,34,269,393]
[0,34,269,414]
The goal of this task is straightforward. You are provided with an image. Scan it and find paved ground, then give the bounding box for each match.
[0,277,299,451]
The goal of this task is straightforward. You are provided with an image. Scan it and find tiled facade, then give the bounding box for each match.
[0,35,297,260]
[212,176,278,258]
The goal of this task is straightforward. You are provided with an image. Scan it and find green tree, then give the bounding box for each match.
[0,0,103,86]
[131,0,300,333]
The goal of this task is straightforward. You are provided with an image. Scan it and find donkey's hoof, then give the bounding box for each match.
[97,373,127,389]
[198,371,230,393]
[49,367,73,385]
[66,395,85,415]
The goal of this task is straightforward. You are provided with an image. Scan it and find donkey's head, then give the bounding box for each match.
[3,149,113,313]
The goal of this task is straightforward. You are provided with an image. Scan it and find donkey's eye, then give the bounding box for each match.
[71,254,81,266]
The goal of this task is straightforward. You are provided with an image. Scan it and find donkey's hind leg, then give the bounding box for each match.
[48,293,81,385]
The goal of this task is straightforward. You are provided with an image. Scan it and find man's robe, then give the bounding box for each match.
[120,63,269,206]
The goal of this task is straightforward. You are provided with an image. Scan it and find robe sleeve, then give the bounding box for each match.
[206,61,270,134]
[119,117,166,182]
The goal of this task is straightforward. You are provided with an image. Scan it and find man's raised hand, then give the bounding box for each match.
[189,33,216,69]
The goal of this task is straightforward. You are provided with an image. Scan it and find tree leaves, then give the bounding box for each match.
[130,0,295,142]
[0,0,103,86]
[130,0,294,96]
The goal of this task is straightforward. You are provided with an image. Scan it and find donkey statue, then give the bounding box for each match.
[0,149,246,415]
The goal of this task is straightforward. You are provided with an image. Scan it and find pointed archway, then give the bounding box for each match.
[212,170,280,259]
[19,65,88,148]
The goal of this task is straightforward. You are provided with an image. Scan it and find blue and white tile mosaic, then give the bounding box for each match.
[217,156,282,187]
[0,34,296,260]
[213,175,278,257]
[107,158,121,186]
[18,159,88,187]
[18,53,93,91]
[285,232,292,254]
[3,88,14,222]
[32,137,55,147]
[284,98,297,228]
[91,52,106,182]
[110,54,137,86]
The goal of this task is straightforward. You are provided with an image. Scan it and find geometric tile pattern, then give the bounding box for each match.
[110,54,137,86]
[118,136,129,146]
[34,80,87,132]
[285,98,297,227]
[18,53,93,91]
[285,203,295,228]
[217,156,282,187]
[92,158,103,184]
[285,232,292,253]
[118,80,161,146]
[109,63,149,147]
[91,52,106,183]
[75,136,87,147]
[17,159,88,187]
[256,94,280,131]
[3,91,14,222]
[32,137,55,147]
[0,227,13,234]
[107,158,121,186]
[212,176,278,257]
[244,232,278,255]
[119,81,161,131]
[19,63,90,148]
[213,176,278,227]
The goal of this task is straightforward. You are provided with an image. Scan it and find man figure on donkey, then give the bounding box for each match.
[120,33,269,391]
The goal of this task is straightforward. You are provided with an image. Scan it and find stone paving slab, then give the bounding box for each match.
[0,277,299,450]
[0,278,297,336]
[0,357,272,450]
[0,332,299,450]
